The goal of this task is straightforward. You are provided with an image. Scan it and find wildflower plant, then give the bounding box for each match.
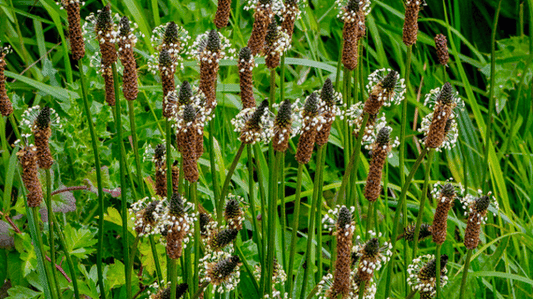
[231,99,274,144]
[431,181,462,245]
[363,68,406,115]
[148,22,190,74]
[117,16,142,101]
[337,0,371,70]
[200,252,241,294]
[0,43,13,116]
[316,78,344,147]
[407,254,449,298]
[57,0,85,60]
[238,47,258,109]
[281,0,303,40]
[245,0,285,55]
[129,197,165,237]
[352,231,392,281]
[272,98,302,152]
[460,190,499,249]
[264,20,291,68]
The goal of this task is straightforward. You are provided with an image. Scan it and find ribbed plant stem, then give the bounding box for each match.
[149,235,163,284]
[364,201,375,238]
[400,46,413,187]
[45,170,62,298]
[270,68,276,106]
[32,207,58,299]
[208,122,220,212]
[459,249,473,297]
[301,146,324,298]
[483,0,503,193]
[112,64,132,299]
[127,101,145,196]
[247,145,263,263]
[315,146,327,280]
[383,147,429,299]
[78,59,106,298]
[280,151,287,271]
[266,151,283,296]
[219,142,246,221]
[358,281,366,299]
[413,149,434,257]
[436,244,442,299]
[336,113,369,206]
[49,208,80,298]
[254,144,268,295]
[287,163,304,295]
[169,258,178,299]
[165,120,172,196]
[191,182,200,295]
[8,114,21,139]
[280,57,286,102]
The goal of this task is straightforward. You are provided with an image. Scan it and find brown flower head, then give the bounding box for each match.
[214,0,232,29]
[59,0,85,60]
[232,99,273,144]
[431,183,457,245]
[32,107,54,169]
[460,192,498,250]
[339,0,360,70]
[364,126,391,202]
[160,193,195,259]
[295,92,320,164]
[434,34,449,66]
[272,99,294,152]
[264,20,290,68]
[95,5,117,68]
[153,144,167,197]
[148,22,190,75]
[399,223,432,242]
[175,104,203,182]
[0,45,13,116]
[224,195,244,230]
[247,0,274,55]
[403,0,421,46]
[159,49,176,117]
[149,283,188,299]
[281,0,301,40]
[408,254,449,298]
[130,197,163,236]
[208,228,239,251]
[352,232,392,284]
[17,145,43,208]
[202,253,241,292]
[316,78,342,146]
[118,16,139,101]
[363,69,404,115]
[238,47,257,109]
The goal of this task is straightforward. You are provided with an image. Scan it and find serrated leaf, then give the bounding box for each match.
[63,225,97,258]
[6,285,40,299]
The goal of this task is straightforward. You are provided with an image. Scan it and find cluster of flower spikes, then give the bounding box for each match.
[420,83,462,151]
[246,0,275,55]
[337,0,371,70]
[232,99,274,144]
[160,193,195,259]
[460,191,499,250]
[118,16,139,101]
[281,0,302,41]
[129,197,164,237]
[407,254,449,299]
[205,195,245,253]
[363,68,403,116]
[201,253,242,293]
[0,44,13,116]
[295,92,321,164]
[318,206,355,298]
[58,0,85,61]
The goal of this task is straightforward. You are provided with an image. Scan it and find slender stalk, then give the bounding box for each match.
[280,152,287,271]
[166,120,172,196]
[191,182,200,295]
[208,122,220,213]
[169,259,178,299]
[436,244,442,299]
[127,101,145,196]
[269,69,276,106]
[280,57,286,102]
[45,170,62,298]
[300,146,324,298]
[247,145,263,263]
[401,46,413,187]
[405,290,418,299]
[149,235,163,284]
[191,281,210,299]
[33,207,59,299]
[219,142,246,221]
[364,201,374,238]
[49,208,80,298]
[8,114,21,139]
[336,113,369,206]
[254,144,268,295]
[316,146,327,280]
[358,281,367,299]
[383,147,429,299]
[266,151,283,295]
[287,163,304,295]
[459,249,473,297]
[413,149,434,257]
[483,0,503,192]
[77,59,106,298]
[112,64,132,299]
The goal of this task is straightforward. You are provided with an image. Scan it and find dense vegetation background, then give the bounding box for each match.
[0,0,532,298]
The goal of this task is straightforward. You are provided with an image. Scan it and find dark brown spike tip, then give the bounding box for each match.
[321,78,335,107]
[363,238,380,255]
[183,104,196,122]
[119,16,131,36]
[275,99,292,126]
[337,206,352,228]
[163,22,179,45]
[159,49,173,67]
[169,193,185,216]
[304,92,319,115]
[474,195,490,212]
[207,30,221,52]
[441,183,456,198]
[376,126,390,146]
[438,82,454,105]
[178,81,193,105]
[35,106,51,130]
[96,5,112,32]
[155,144,166,160]
[381,70,398,90]
[239,47,252,61]
[346,0,360,12]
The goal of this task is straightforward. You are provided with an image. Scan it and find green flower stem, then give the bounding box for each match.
[280,56,286,102]
[33,207,59,299]
[336,113,369,206]
[253,144,268,295]
[111,64,132,299]
[219,142,246,221]
[483,0,503,192]
[413,149,435,258]
[168,258,178,299]
[405,289,417,299]
[49,206,80,298]
[364,201,375,239]
[459,249,473,297]
[343,68,353,200]
[269,68,276,106]
[127,100,145,196]
[191,182,200,295]
[383,147,429,299]
[149,235,163,284]
[45,170,62,298]
[287,163,304,295]
[315,146,327,281]
[247,145,263,263]
[77,59,106,299]
[191,281,210,299]
[280,151,287,270]
[208,122,220,212]
[8,114,21,139]
[301,146,325,298]
[436,244,442,299]
[165,119,172,196]
[266,150,283,296]
[400,45,413,187]
[358,281,366,299]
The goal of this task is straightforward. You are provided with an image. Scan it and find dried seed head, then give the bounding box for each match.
[281,0,300,40]
[400,223,432,242]
[441,183,456,198]
[214,0,232,29]
[169,193,185,217]
[209,255,241,285]
[275,99,292,127]
[178,81,193,105]
[64,0,85,60]
[209,228,239,250]
[18,146,43,207]
[432,183,457,245]
[224,199,241,220]
[346,0,359,12]
[118,16,139,101]
[207,30,221,52]
[144,200,160,225]
[163,22,180,46]
[1,49,13,116]
[238,47,256,109]
[337,206,352,228]
[247,0,273,55]
[199,213,211,236]
[402,0,421,46]
[35,107,51,130]
[434,34,449,66]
